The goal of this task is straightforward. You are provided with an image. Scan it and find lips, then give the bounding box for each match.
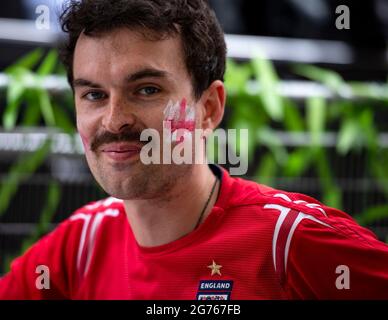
[100,143,142,161]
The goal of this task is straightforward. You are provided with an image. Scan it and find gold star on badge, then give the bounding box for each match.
[207,260,222,276]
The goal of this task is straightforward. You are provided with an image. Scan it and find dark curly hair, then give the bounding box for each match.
[59,0,227,99]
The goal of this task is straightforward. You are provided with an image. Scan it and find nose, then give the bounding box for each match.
[101,93,136,133]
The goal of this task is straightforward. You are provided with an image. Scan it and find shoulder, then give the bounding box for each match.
[70,196,125,218]
[62,197,126,278]
[68,197,125,226]
[228,176,383,274]
[52,196,126,243]
[229,175,359,229]
[228,174,338,221]
[30,196,126,260]
[0,197,126,299]
[225,176,338,235]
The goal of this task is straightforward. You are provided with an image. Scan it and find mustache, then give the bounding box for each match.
[90,127,145,152]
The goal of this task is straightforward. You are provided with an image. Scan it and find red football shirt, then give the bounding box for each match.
[1,165,388,299]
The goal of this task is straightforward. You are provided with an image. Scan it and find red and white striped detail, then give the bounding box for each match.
[70,207,120,278]
[265,193,332,284]
[84,197,123,211]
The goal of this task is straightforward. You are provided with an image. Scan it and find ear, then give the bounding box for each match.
[199,80,226,131]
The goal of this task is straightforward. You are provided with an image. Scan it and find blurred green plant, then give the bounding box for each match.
[224,57,388,234]
[1,49,75,271]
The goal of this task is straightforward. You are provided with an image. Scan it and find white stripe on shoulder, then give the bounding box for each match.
[264,204,291,272]
[70,208,120,277]
[265,193,333,278]
[83,208,120,276]
[84,197,124,210]
[70,213,92,272]
[284,212,332,272]
[273,193,327,217]
[273,193,293,202]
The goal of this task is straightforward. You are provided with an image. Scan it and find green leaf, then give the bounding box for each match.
[3,68,37,130]
[4,48,43,74]
[3,96,23,130]
[369,150,388,197]
[358,108,378,152]
[52,103,76,133]
[3,72,25,129]
[225,59,252,95]
[283,100,305,132]
[337,118,359,154]
[322,186,342,209]
[314,149,342,209]
[228,96,267,128]
[37,50,58,76]
[314,149,333,188]
[231,118,257,164]
[327,100,346,121]
[38,89,56,126]
[21,90,42,126]
[355,204,388,226]
[307,96,326,146]
[283,148,312,177]
[293,64,344,91]
[254,152,277,186]
[257,127,288,165]
[349,82,388,101]
[0,140,51,216]
[252,56,283,121]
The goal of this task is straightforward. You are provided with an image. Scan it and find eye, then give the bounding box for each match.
[137,86,161,96]
[83,91,107,101]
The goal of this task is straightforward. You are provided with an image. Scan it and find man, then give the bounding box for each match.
[1,0,388,300]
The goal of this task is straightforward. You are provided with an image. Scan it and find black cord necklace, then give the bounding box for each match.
[193,177,219,230]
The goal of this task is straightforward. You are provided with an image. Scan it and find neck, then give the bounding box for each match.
[123,164,219,247]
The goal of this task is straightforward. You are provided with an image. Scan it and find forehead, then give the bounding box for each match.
[73,27,189,86]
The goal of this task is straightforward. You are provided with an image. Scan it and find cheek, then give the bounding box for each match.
[163,98,196,132]
[76,108,99,151]
[162,98,197,144]
[78,130,90,151]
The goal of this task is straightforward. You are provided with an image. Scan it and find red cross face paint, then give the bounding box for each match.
[163,98,195,143]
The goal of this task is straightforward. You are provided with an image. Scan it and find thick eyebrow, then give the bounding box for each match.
[73,78,101,89]
[126,68,170,82]
[73,68,171,89]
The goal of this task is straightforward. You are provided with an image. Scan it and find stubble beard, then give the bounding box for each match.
[88,152,193,201]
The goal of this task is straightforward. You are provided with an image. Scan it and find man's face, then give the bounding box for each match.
[73,28,199,200]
